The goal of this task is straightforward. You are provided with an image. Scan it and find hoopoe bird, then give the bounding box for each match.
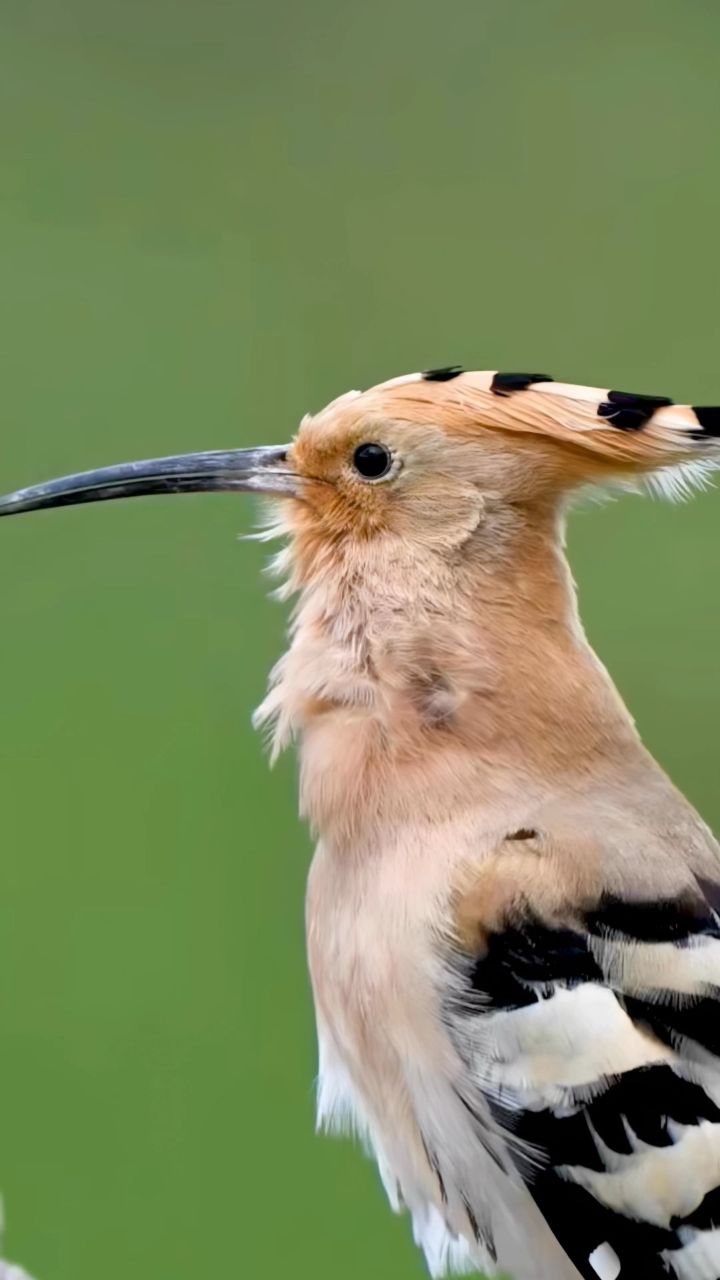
[4,367,720,1280]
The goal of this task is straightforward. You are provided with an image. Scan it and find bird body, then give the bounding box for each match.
[255,370,720,1279]
[4,368,720,1279]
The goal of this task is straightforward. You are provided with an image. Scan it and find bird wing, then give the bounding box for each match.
[449,839,720,1280]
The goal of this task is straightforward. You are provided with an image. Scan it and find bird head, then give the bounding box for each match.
[3,366,717,808]
[0,369,715,567]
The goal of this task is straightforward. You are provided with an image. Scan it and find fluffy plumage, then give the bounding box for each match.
[255,369,720,1280]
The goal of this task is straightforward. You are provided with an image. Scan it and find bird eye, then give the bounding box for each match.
[352,443,393,480]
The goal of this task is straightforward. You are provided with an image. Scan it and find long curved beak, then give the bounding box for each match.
[0,445,296,517]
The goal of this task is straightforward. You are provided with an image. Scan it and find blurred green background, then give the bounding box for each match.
[1,0,720,1276]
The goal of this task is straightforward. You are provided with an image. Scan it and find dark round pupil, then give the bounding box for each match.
[353,443,392,479]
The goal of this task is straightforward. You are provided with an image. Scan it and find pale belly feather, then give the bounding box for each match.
[306,841,582,1280]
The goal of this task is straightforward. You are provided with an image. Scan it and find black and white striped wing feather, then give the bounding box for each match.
[452,892,720,1280]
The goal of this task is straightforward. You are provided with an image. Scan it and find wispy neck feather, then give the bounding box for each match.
[254,503,643,841]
